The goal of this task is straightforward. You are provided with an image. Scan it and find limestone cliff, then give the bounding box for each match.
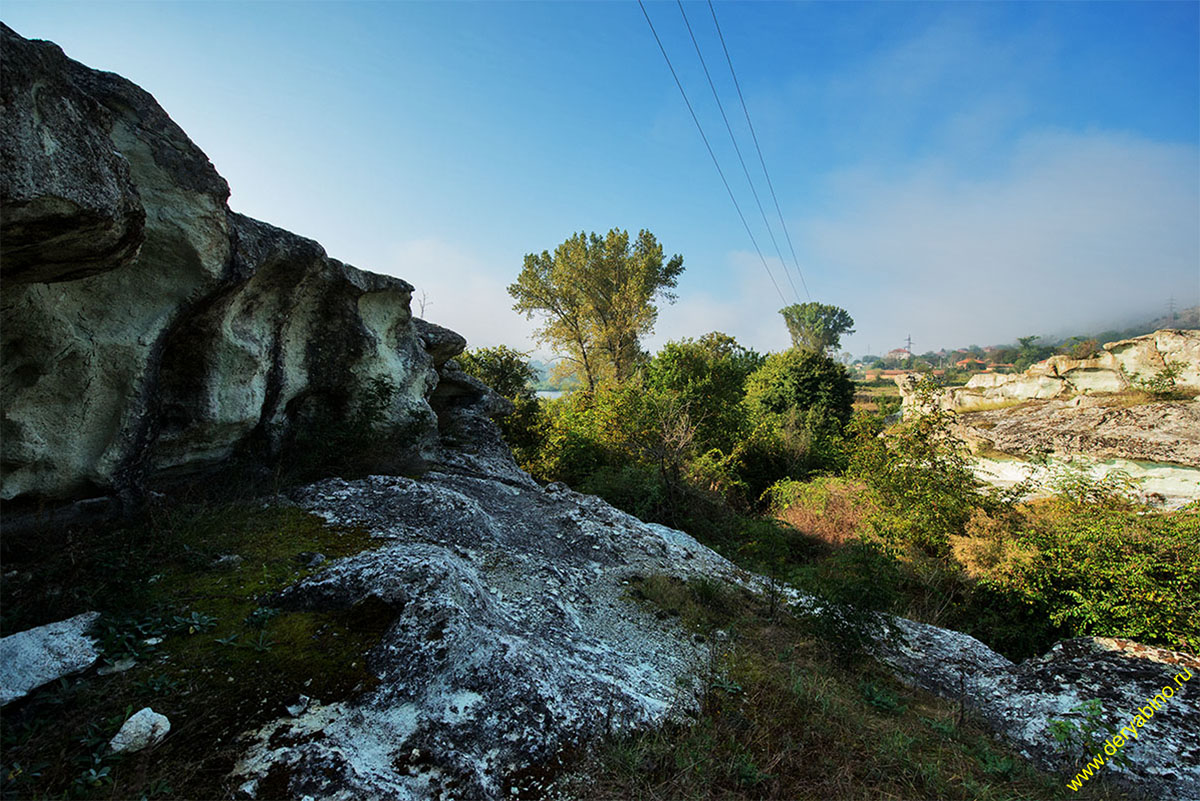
[897,329,1200,415]
[0,23,468,514]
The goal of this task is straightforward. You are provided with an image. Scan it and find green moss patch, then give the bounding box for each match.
[2,502,387,800]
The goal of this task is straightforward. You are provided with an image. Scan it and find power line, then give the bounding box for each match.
[676,0,799,304]
[708,0,811,301]
[637,0,787,306]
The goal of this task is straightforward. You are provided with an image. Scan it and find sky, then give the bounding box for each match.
[5,1,1198,359]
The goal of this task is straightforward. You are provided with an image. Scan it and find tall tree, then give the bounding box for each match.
[779,302,855,354]
[509,229,683,389]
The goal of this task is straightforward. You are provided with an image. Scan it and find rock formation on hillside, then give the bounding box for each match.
[0,23,467,517]
[231,443,746,799]
[896,329,1200,415]
[957,395,1200,468]
[888,622,1200,800]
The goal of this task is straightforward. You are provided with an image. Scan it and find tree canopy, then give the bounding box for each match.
[779,302,855,354]
[509,229,683,389]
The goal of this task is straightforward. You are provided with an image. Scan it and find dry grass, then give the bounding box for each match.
[1088,389,1199,408]
[956,397,1040,414]
[558,575,1130,801]
[771,477,875,546]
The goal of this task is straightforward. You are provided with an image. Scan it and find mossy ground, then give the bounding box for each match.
[1,501,387,800]
[563,575,1132,801]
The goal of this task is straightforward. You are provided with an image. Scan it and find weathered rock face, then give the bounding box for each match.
[897,329,1200,415]
[958,396,1200,467]
[232,443,746,800]
[0,24,450,509]
[886,622,1200,800]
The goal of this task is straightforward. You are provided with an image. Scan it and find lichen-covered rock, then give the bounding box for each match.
[0,24,454,510]
[0,611,100,705]
[231,466,748,800]
[885,623,1200,800]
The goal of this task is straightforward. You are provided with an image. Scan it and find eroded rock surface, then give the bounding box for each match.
[957,396,1200,467]
[0,23,450,511]
[232,460,746,799]
[898,329,1200,415]
[886,623,1200,800]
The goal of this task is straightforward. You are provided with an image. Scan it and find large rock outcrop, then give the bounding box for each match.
[0,23,453,512]
[232,460,742,799]
[956,395,1200,468]
[887,622,1199,800]
[897,329,1200,415]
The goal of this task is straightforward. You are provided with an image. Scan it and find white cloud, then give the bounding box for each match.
[798,130,1199,353]
[650,250,796,354]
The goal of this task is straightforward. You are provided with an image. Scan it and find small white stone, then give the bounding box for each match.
[109,708,170,753]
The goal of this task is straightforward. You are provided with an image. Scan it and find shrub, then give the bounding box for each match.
[643,333,762,454]
[1130,361,1187,400]
[847,390,991,555]
[744,349,854,429]
[972,502,1200,653]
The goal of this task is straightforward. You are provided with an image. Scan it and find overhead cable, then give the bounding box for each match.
[708,0,812,301]
[637,0,787,305]
[677,0,799,304]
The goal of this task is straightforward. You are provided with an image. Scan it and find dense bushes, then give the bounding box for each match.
[521,335,855,528]
[472,335,1198,663]
[953,503,1200,654]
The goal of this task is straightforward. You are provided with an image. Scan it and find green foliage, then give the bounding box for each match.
[779,302,856,354]
[789,540,902,665]
[509,228,684,388]
[643,332,763,453]
[1130,361,1186,399]
[1048,699,1132,769]
[457,345,538,400]
[1042,457,1141,507]
[1014,335,1055,371]
[744,349,854,428]
[970,503,1200,653]
[848,385,989,555]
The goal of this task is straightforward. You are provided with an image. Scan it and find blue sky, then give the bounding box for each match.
[5,1,1197,358]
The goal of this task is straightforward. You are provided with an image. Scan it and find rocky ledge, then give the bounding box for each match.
[956,396,1200,468]
[231,451,748,799]
[888,622,1200,800]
